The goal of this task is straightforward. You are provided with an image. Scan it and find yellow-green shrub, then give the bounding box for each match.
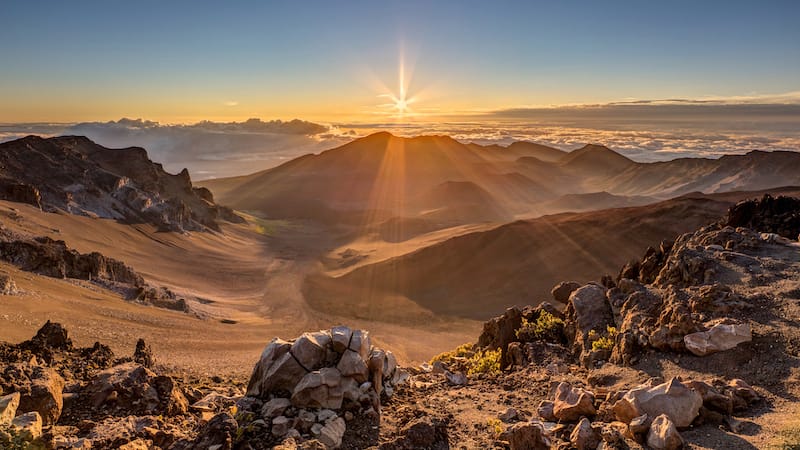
[516,311,565,342]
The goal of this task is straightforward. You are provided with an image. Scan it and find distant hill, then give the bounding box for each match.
[202,132,800,226]
[0,136,242,231]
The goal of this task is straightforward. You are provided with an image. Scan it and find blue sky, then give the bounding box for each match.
[1,0,798,122]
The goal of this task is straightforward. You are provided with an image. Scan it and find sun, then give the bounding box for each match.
[394,97,409,113]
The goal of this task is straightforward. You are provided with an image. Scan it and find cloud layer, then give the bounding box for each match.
[2,104,798,180]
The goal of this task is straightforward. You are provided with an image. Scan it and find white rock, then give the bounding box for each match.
[647,414,684,450]
[614,378,702,428]
[684,323,751,356]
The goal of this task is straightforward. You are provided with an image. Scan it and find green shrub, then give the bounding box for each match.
[430,342,475,365]
[590,326,617,352]
[486,418,504,437]
[516,311,565,342]
[467,348,502,375]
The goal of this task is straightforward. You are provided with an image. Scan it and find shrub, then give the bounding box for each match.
[486,418,504,437]
[467,348,502,375]
[516,311,565,342]
[430,342,475,365]
[590,326,617,352]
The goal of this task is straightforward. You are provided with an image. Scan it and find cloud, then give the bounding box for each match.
[224,101,239,107]
[56,118,348,179]
[1,108,797,180]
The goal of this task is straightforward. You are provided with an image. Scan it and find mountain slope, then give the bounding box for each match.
[0,136,242,231]
[202,132,800,226]
[303,196,733,320]
[203,132,559,224]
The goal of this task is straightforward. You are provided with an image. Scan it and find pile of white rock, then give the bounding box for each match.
[242,326,407,448]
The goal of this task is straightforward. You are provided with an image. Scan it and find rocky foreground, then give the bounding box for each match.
[1,195,800,449]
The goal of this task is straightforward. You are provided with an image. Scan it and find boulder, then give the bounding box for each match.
[272,415,290,437]
[564,284,613,361]
[18,366,64,426]
[379,415,448,450]
[291,332,331,371]
[337,350,369,383]
[570,417,601,450]
[444,370,468,386]
[292,369,344,409]
[503,421,551,450]
[317,417,346,449]
[330,326,352,353]
[647,414,684,450]
[348,330,371,360]
[247,339,308,397]
[552,281,581,304]
[0,392,20,425]
[10,411,43,441]
[537,400,556,421]
[553,382,596,422]
[261,397,292,419]
[684,323,751,356]
[85,362,188,416]
[133,338,155,368]
[477,306,523,368]
[613,378,702,428]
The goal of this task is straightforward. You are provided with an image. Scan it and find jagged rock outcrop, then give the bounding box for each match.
[0,233,188,311]
[0,135,244,232]
[726,194,800,240]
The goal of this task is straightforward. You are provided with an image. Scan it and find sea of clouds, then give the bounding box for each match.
[2,103,798,179]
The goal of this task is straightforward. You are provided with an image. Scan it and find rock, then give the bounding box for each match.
[11,411,43,441]
[330,326,352,353]
[337,350,369,383]
[261,397,292,418]
[27,320,73,351]
[0,274,18,295]
[291,332,331,371]
[247,339,307,397]
[552,281,581,304]
[614,378,702,428]
[119,439,152,450]
[537,400,556,421]
[684,322,752,356]
[628,414,649,435]
[18,366,64,426]
[317,416,346,449]
[564,284,613,362]
[0,392,20,425]
[507,342,526,367]
[133,338,154,368]
[498,407,518,423]
[647,414,684,450]
[729,378,759,407]
[272,415,290,437]
[348,330,371,360]
[85,362,188,416]
[181,412,237,450]
[553,382,596,422]
[380,415,448,450]
[503,421,551,450]
[477,306,522,369]
[444,370,468,386]
[570,417,601,450]
[297,409,317,431]
[292,369,344,409]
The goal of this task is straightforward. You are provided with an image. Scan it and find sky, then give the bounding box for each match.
[2,0,799,123]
